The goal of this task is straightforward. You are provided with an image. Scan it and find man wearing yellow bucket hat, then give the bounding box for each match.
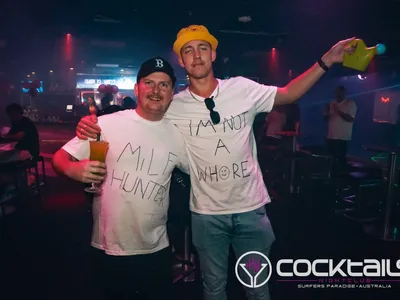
[167,25,356,300]
[75,24,356,300]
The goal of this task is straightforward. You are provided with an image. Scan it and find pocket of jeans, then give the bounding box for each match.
[254,206,266,216]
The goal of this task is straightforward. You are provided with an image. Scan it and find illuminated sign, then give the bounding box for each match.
[21,80,44,93]
[374,91,400,124]
[76,75,136,90]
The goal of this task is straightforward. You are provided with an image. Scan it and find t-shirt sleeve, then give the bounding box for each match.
[172,126,190,174]
[62,116,109,160]
[62,137,90,161]
[242,77,278,114]
[177,150,190,175]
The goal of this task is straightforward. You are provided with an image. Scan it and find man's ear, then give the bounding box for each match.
[211,50,217,63]
[134,83,139,97]
[178,55,185,68]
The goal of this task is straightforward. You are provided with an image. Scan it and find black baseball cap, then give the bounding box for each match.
[136,57,176,86]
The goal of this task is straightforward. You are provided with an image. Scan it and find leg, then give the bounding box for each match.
[339,140,349,168]
[90,247,140,300]
[334,140,348,173]
[41,157,46,185]
[327,139,342,174]
[231,206,276,300]
[191,212,232,300]
[326,138,333,154]
[140,247,174,300]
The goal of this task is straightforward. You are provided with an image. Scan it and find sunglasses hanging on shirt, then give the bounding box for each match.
[204,97,220,125]
[189,84,221,125]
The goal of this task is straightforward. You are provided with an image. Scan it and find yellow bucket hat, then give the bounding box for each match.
[173,25,218,56]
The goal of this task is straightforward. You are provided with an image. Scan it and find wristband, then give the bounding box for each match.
[318,58,329,72]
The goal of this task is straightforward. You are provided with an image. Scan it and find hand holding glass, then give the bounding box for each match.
[84,140,109,194]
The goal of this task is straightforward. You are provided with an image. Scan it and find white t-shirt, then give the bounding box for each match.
[166,76,277,215]
[266,110,286,139]
[62,110,189,255]
[327,99,357,141]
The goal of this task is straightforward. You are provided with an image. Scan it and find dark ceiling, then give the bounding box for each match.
[0,0,399,79]
[2,0,397,39]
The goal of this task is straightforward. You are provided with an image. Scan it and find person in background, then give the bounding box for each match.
[265,106,286,146]
[87,97,98,115]
[283,103,301,134]
[122,96,137,110]
[324,86,357,173]
[0,103,39,163]
[97,94,123,116]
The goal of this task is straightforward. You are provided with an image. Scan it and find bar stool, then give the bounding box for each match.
[363,145,400,241]
[338,171,383,222]
[260,145,284,188]
[0,160,31,223]
[277,131,299,193]
[0,185,13,221]
[172,225,197,284]
[168,169,196,284]
[296,147,337,211]
[17,158,41,194]
[298,148,333,184]
[37,155,47,186]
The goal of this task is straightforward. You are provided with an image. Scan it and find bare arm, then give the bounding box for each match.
[52,149,78,177]
[1,131,25,142]
[275,62,327,105]
[337,111,355,122]
[274,37,356,106]
[52,148,106,183]
[338,101,356,123]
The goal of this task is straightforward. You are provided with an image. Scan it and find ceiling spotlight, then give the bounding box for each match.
[238,16,251,23]
[357,74,367,80]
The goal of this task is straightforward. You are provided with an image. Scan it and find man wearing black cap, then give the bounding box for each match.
[52,57,187,300]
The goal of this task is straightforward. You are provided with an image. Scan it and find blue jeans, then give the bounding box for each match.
[191,205,275,300]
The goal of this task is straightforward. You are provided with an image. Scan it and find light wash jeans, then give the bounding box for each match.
[191,205,275,300]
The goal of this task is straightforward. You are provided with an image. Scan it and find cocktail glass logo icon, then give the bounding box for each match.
[235,251,272,288]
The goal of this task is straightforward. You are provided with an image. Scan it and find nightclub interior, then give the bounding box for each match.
[0,1,399,299]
